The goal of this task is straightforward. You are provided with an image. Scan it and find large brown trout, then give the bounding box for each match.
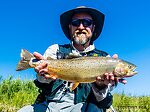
[16,49,137,90]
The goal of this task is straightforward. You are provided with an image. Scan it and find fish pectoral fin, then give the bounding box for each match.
[70,82,80,92]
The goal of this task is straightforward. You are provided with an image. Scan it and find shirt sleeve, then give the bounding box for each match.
[36,44,59,83]
[43,44,59,59]
[92,83,114,102]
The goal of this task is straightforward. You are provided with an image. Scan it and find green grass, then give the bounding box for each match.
[113,93,150,112]
[0,76,38,112]
[0,76,150,112]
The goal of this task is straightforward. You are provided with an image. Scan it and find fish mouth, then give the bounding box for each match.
[126,67,138,77]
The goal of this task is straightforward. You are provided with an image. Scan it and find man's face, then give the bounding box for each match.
[69,12,95,45]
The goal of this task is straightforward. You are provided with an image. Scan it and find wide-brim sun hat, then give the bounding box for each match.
[60,6,105,41]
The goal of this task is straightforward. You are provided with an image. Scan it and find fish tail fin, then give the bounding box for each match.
[16,49,34,71]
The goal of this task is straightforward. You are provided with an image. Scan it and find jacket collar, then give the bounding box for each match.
[71,42,95,53]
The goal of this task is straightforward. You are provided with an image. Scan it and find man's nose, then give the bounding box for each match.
[78,23,84,29]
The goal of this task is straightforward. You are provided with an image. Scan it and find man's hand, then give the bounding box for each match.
[95,54,127,87]
[33,52,57,80]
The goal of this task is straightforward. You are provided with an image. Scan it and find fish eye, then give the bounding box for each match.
[128,65,132,69]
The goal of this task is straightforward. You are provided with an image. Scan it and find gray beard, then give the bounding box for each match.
[73,35,89,45]
[72,29,91,45]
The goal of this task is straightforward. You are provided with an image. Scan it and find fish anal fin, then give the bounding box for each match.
[70,82,79,92]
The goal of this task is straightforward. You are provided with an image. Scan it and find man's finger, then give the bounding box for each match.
[39,68,49,75]
[96,76,102,80]
[112,54,118,59]
[34,62,47,72]
[110,74,115,81]
[33,52,44,60]
[119,79,127,84]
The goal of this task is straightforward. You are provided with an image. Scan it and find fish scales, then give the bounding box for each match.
[16,49,137,90]
[45,57,119,82]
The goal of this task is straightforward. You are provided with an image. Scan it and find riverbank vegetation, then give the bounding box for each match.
[0,76,149,112]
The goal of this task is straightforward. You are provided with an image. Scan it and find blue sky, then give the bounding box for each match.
[0,0,150,96]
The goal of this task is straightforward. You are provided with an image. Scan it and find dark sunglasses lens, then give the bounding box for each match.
[71,19,93,27]
[82,19,93,27]
[71,19,80,26]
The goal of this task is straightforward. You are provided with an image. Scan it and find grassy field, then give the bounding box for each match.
[0,76,150,112]
[113,94,150,112]
[0,76,38,112]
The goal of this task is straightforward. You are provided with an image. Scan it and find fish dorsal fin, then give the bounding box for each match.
[66,53,82,59]
[47,57,54,60]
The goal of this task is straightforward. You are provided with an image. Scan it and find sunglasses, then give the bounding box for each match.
[71,18,93,27]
